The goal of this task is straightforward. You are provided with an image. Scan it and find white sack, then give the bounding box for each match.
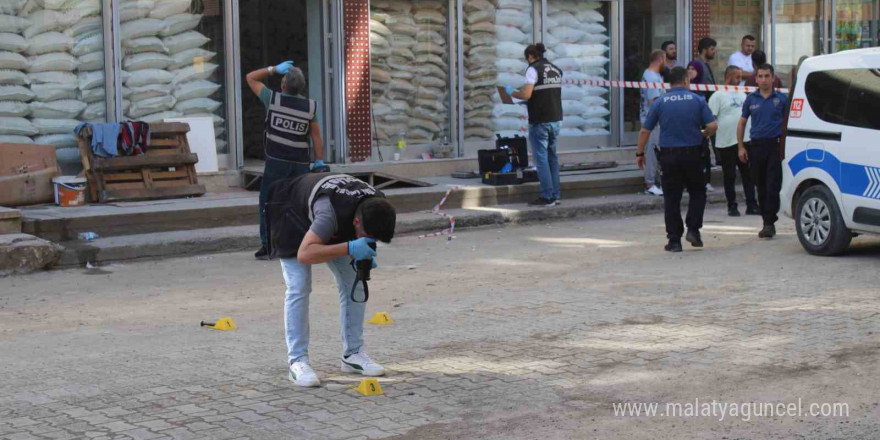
[128,83,169,101]
[29,70,75,84]
[0,100,30,116]
[33,133,77,148]
[31,82,77,101]
[25,31,73,56]
[30,99,86,118]
[163,30,208,54]
[0,135,33,143]
[77,70,103,90]
[71,33,102,56]
[66,16,102,38]
[120,0,154,22]
[0,33,27,52]
[121,18,164,40]
[0,116,37,135]
[171,62,217,84]
[495,25,527,43]
[79,86,103,102]
[0,14,30,33]
[77,51,103,70]
[31,117,79,134]
[138,110,181,122]
[23,11,77,39]
[559,128,584,137]
[0,69,29,85]
[168,47,214,69]
[159,13,201,37]
[123,36,168,54]
[495,58,527,73]
[496,41,526,59]
[128,94,175,117]
[0,51,28,69]
[123,52,174,70]
[81,100,103,119]
[149,0,191,19]
[124,68,174,87]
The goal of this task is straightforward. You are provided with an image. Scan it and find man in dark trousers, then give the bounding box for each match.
[265,173,396,387]
[637,67,718,252]
[504,43,563,207]
[246,60,326,260]
[737,64,789,239]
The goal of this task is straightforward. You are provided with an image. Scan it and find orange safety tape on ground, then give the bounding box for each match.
[418,187,456,241]
[561,78,789,94]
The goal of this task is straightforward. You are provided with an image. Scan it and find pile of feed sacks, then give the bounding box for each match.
[370,0,450,146]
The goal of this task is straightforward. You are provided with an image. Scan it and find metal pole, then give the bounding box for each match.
[101,0,120,122]
[614,1,622,148]
[334,0,348,163]
[226,0,243,170]
[455,0,464,157]
[771,0,777,65]
[830,0,837,53]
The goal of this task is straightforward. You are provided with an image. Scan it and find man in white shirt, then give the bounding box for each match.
[707,66,758,217]
[727,35,756,76]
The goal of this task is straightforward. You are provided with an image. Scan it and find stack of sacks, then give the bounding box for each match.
[545,0,609,137]
[490,0,530,139]
[0,8,36,144]
[461,0,496,141]
[120,0,223,149]
[21,3,91,168]
[370,0,448,146]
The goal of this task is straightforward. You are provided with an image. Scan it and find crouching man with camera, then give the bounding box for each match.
[265,173,397,387]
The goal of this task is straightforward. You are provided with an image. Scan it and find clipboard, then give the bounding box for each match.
[497,85,514,104]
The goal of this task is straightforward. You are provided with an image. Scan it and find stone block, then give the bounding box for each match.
[0,233,62,276]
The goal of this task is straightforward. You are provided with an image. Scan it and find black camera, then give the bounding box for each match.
[349,241,376,303]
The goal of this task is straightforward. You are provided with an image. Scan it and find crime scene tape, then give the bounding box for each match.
[418,187,456,240]
[561,78,789,94]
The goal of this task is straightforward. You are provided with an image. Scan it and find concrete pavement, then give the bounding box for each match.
[2,208,880,439]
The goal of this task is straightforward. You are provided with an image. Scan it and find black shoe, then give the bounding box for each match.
[745,205,760,216]
[528,197,556,207]
[758,224,776,239]
[664,240,683,252]
[254,245,270,260]
[685,229,703,247]
[728,206,741,217]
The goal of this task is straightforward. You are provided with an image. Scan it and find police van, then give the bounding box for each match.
[781,47,880,256]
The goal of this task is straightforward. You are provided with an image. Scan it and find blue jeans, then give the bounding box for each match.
[280,255,366,364]
[259,157,309,246]
[528,121,561,200]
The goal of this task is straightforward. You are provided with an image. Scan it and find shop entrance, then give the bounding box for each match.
[239,0,330,164]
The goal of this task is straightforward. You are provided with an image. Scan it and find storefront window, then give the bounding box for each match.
[370,0,451,148]
[774,0,822,84]
[835,0,874,51]
[119,0,226,157]
[461,0,532,142]
[623,0,676,134]
[545,0,611,138]
[0,0,106,173]
[707,0,764,80]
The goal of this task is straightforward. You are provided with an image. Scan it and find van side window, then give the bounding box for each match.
[805,69,880,131]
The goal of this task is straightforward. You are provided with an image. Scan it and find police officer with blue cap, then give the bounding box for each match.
[246,60,326,260]
[637,66,718,252]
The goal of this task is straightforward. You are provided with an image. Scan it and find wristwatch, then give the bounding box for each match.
[635,152,645,157]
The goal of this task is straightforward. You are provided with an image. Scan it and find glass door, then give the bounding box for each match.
[773,0,824,86]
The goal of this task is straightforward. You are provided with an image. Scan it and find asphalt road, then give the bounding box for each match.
[2,206,880,440]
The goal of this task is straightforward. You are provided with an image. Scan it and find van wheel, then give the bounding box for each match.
[795,185,852,256]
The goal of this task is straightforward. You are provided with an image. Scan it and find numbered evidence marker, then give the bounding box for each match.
[367,312,393,325]
[353,378,383,396]
[200,317,237,331]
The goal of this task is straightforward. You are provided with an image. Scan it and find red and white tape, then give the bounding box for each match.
[418,187,456,241]
[562,78,789,94]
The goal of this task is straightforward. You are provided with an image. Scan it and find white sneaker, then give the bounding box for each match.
[289,360,320,387]
[645,185,663,196]
[341,352,386,377]
[705,183,714,192]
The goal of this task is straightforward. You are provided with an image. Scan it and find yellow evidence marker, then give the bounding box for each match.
[200,317,237,330]
[353,378,383,396]
[367,312,393,325]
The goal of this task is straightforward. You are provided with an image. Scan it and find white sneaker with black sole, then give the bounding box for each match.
[289,360,320,387]
[645,185,663,196]
[341,352,385,377]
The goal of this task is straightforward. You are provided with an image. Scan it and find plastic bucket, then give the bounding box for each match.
[52,176,87,207]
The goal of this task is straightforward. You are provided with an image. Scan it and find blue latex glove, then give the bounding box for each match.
[275,60,294,75]
[500,162,513,173]
[312,159,325,169]
[503,85,515,96]
[348,237,376,260]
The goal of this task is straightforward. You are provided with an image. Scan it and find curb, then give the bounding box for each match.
[55,190,737,268]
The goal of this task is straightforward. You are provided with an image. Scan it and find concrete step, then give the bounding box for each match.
[0,207,22,234]
[55,188,739,268]
[23,166,726,242]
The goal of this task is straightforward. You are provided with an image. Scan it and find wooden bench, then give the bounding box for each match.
[77,122,206,203]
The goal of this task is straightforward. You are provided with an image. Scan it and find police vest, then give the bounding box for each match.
[264,91,316,163]
[265,173,383,259]
[526,58,563,124]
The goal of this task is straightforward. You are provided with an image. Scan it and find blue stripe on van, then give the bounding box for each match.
[788,149,880,200]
